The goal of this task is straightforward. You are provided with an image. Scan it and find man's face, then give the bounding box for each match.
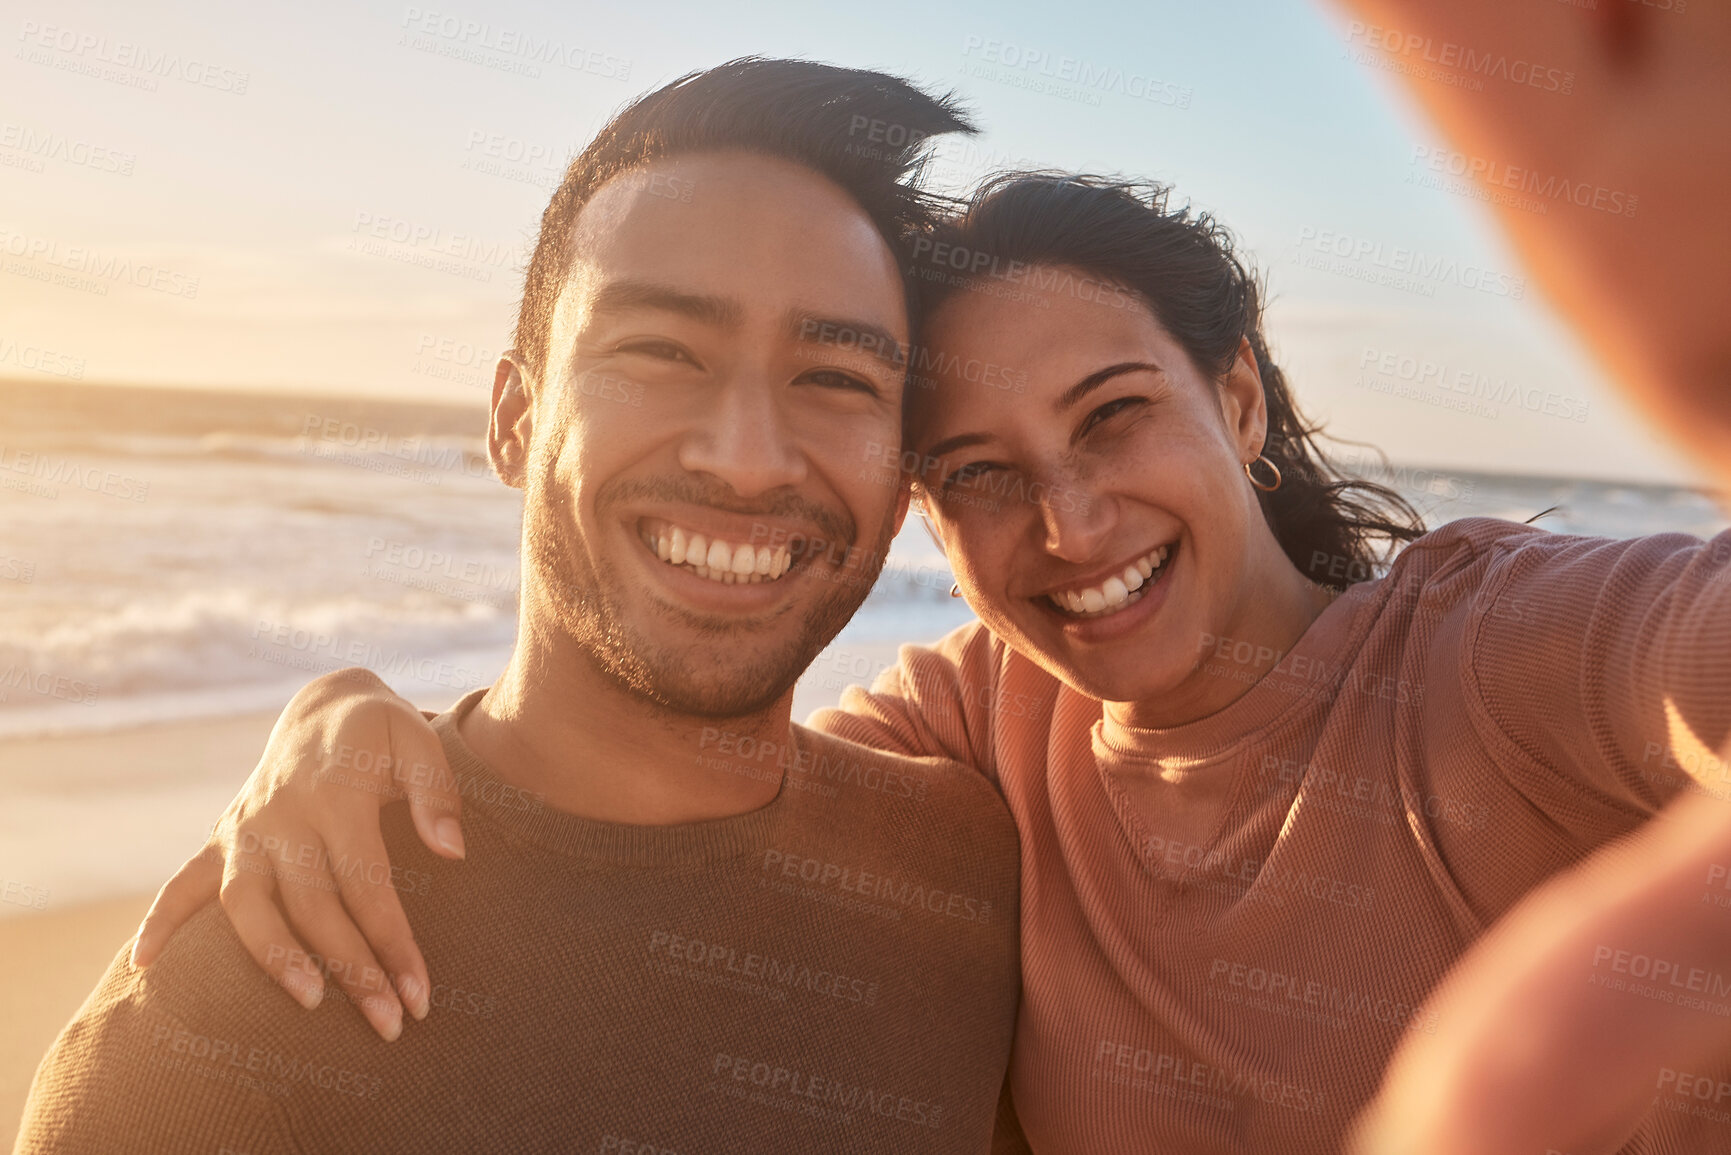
[499,151,910,717]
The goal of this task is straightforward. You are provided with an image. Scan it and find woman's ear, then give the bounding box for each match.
[489,351,534,488]
[1218,336,1270,460]
[913,489,950,556]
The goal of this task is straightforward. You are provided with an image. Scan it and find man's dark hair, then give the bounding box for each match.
[515,57,975,381]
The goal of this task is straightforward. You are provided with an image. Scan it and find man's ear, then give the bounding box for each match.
[489,351,534,489]
[1218,336,1270,461]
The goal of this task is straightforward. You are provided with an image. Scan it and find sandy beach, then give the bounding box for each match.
[0,711,280,1149]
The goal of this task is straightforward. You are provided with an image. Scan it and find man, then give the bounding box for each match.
[13,59,1020,1154]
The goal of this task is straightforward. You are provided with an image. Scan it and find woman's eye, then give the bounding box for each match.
[942,461,1000,491]
[1080,396,1143,435]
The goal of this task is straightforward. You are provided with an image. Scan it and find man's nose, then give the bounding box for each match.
[677,378,807,498]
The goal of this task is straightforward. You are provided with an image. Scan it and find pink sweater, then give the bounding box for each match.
[815,517,1731,1153]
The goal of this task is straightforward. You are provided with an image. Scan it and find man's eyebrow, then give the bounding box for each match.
[1055,361,1163,411]
[589,279,743,327]
[789,312,909,373]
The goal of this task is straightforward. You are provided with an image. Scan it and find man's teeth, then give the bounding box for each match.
[1050,545,1171,618]
[648,525,792,584]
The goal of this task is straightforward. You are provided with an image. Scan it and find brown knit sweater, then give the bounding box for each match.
[14,696,1021,1154]
[816,517,1731,1154]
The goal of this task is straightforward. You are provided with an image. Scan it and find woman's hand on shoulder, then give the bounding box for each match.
[131,668,465,1041]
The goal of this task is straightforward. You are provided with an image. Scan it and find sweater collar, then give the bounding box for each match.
[433,688,795,866]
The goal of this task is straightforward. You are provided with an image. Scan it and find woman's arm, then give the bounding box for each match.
[1459,524,1731,817]
[807,621,1019,784]
[133,668,463,1041]
[1350,787,1731,1155]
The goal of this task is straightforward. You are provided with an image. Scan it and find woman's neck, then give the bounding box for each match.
[1107,546,1340,733]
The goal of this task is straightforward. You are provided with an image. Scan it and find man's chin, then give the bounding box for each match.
[584,633,813,720]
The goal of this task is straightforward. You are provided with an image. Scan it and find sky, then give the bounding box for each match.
[0,0,1692,483]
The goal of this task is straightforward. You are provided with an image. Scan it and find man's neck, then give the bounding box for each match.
[458,624,793,825]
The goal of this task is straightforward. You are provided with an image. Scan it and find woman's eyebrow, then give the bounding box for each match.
[1054,361,1163,412]
[920,432,993,462]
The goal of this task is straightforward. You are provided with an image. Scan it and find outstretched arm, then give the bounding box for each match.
[1326,0,1731,1149]
[132,668,464,1041]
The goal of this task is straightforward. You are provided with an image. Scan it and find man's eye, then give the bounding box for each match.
[799,369,878,396]
[619,340,697,365]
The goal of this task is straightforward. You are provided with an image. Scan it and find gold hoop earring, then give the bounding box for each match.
[1244,454,1282,492]
[949,583,963,598]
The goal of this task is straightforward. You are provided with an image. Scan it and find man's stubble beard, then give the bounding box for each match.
[520,440,896,719]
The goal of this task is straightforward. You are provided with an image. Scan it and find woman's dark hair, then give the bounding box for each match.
[911,172,1426,588]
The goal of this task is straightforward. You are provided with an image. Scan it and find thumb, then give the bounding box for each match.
[394,710,465,859]
[133,846,224,967]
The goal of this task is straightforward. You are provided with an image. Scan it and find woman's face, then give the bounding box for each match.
[912,266,1276,706]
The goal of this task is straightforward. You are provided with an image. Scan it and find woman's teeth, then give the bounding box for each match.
[1048,544,1171,618]
[646,525,793,585]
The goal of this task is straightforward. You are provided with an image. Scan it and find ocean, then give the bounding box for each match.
[1,377,1726,911]
[2,378,1725,741]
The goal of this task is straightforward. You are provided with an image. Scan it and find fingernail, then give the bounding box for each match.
[435,817,466,859]
[365,995,403,1042]
[130,929,150,968]
[283,970,324,1011]
[397,973,430,1020]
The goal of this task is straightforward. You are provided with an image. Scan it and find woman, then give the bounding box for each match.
[136,174,1731,1152]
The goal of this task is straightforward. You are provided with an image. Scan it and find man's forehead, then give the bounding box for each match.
[564,152,907,322]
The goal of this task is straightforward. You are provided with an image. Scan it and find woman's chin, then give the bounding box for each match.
[1051,657,1188,710]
